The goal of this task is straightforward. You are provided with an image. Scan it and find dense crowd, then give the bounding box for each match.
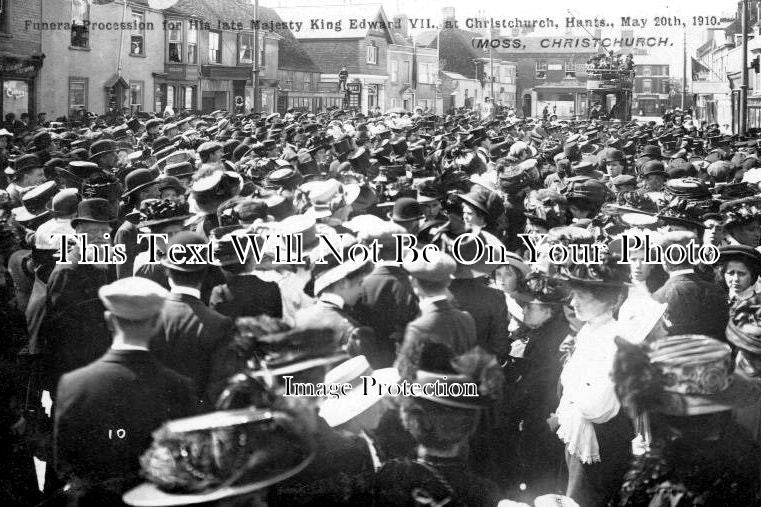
[1,104,761,507]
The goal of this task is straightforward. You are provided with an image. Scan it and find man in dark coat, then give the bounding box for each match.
[396,251,477,379]
[208,229,282,319]
[150,231,234,409]
[449,274,509,361]
[353,222,419,368]
[651,231,729,340]
[41,198,116,393]
[54,277,195,498]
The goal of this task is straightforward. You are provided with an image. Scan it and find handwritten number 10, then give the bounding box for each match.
[108,429,126,439]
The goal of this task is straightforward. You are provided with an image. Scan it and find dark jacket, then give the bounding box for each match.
[209,274,282,319]
[353,265,419,368]
[652,272,729,341]
[134,260,226,305]
[449,278,510,360]
[396,298,477,379]
[151,292,234,407]
[41,263,113,390]
[54,349,195,488]
[113,219,140,280]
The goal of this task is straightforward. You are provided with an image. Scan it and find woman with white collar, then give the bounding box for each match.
[716,245,761,307]
[550,255,633,506]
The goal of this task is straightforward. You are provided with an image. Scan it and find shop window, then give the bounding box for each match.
[3,81,29,120]
[68,77,88,117]
[187,22,198,64]
[131,11,145,55]
[168,21,183,62]
[209,31,222,64]
[130,81,143,112]
[71,0,90,48]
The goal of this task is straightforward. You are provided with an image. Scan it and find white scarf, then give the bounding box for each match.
[556,314,621,464]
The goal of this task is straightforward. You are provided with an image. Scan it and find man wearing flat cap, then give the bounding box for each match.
[54,277,196,499]
[396,251,477,379]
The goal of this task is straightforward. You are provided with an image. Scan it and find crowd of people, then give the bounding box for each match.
[586,53,634,72]
[1,104,761,507]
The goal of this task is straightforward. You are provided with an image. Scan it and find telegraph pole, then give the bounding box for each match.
[490,45,495,102]
[741,0,749,136]
[681,27,686,111]
[253,0,260,113]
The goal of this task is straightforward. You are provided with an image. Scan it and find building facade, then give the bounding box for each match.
[40,0,166,119]
[274,3,393,112]
[417,9,516,114]
[0,0,44,122]
[498,36,597,118]
[632,56,671,116]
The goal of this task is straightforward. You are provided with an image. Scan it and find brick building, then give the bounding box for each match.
[274,3,393,112]
[0,0,45,121]
[632,55,671,116]
[385,14,439,112]
[496,36,598,118]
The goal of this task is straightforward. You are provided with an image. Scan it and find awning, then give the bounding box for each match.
[104,73,129,89]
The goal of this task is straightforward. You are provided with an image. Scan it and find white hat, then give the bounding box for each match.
[319,355,400,427]
[98,277,168,320]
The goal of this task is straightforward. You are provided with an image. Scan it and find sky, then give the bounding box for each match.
[262,0,740,79]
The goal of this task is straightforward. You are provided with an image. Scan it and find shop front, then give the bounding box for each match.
[153,64,201,114]
[0,55,44,120]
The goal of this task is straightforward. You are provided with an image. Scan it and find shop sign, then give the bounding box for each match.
[346,82,361,94]
[4,82,26,100]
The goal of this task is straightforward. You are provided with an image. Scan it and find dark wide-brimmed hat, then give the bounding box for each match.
[138,199,192,229]
[388,197,424,222]
[160,231,208,272]
[718,244,761,272]
[122,168,160,198]
[555,253,629,287]
[70,197,117,228]
[12,181,58,223]
[122,408,314,506]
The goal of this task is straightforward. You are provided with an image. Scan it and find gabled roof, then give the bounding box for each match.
[273,4,393,41]
[164,0,320,73]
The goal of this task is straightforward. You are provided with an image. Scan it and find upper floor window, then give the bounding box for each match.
[535,61,547,79]
[131,11,145,55]
[71,0,90,48]
[367,43,378,64]
[168,21,183,62]
[187,22,198,64]
[209,31,222,63]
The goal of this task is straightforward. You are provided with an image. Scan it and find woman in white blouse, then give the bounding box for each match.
[552,256,633,506]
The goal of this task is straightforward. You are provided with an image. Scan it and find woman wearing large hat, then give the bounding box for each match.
[612,334,761,506]
[551,254,634,506]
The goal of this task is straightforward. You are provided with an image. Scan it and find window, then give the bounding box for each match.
[391,60,399,82]
[68,77,88,117]
[184,86,194,110]
[131,11,145,55]
[402,61,410,83]
[71,0,90,48]
[259,35,266,67]
[535,61,547,79]
[209,31,221,63]
[167,85,175,108]
[565,60,576,79]
[642,78,653,93]
[130,81,144,111]
[367,42,377,64]
[187,22,198,63]
[418,63,432,84]
[0,0,11,33]
[239,33,254,64]
[641,66,652,77]
[168,22,182,62]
